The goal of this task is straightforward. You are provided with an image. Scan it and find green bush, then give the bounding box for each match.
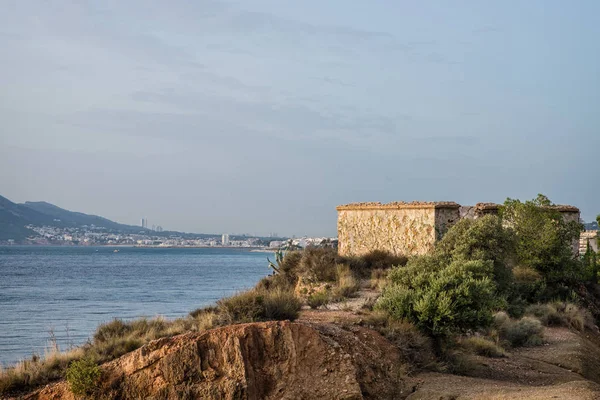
[499,316,544,347]
[307,291,329,309]
[376,256,497,338]
[501,195,583,289]
[65,358,101,396]
[436,215,516,292]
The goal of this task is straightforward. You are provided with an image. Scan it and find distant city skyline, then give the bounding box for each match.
[1,1,599,236]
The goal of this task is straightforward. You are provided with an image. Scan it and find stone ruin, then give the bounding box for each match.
[336,201,581,257]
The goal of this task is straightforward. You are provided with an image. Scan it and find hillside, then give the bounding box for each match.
[0,195,59,240]
[23,201,150,233]
[0,195,221,241]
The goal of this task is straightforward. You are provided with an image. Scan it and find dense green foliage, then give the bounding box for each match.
[377,256,497,338]
[435,215,516,293]
[65,358,101,396]
[378,194,591,341]
[582,244,598,284]
[501,195,583,285]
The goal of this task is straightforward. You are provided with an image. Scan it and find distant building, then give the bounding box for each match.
[580,231,599,254]
[222,234,230,246]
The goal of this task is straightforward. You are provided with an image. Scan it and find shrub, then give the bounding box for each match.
[436,215,516,293]
[218,290,266,323]
[360,313,435,371]
[307,291,329,309]
[332,265,360,299]
[377,256,497,339]
[94,319,131,343]
[0,347,84,395]
[513,266,542,283]
[445,350,477,375]
[499,316,544,347]
[217,289,301,324]
[297,247,340,282]
[525,304,563,326]
[492,311,510,328]
[370,268,389,290]
[553,302,596,332]
[524,302,596,332]
[262,289,302,321]
[65,358,101,396]
[460,337,505,358]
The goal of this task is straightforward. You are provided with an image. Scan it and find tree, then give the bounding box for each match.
[582,243,598,284]
[597,214,600,248]
[500,194,583,287]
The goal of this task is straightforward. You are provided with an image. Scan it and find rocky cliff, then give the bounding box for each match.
[25,321,409,400]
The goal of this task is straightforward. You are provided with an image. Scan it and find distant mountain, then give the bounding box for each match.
[584,221,599,231]
[23,201,147,233]
[0,195,225,242]
[0,195,155,241]
[0,195,59,240]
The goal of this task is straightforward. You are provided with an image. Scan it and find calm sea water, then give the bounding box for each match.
[0,246,271,366]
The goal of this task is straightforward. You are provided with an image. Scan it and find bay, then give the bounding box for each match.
[0,246,271,366]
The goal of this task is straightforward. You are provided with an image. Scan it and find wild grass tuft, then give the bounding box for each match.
[307,291,330,309]
[217,288,301,324]
[460,336,506,358]
[496,315,544,347]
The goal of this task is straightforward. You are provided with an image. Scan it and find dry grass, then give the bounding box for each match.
[525,302,596,332]
[512,265,542,283]
[361,311,435,371]
[460,336,506,358]
[495,314,544,348]
[217,288,301,324]
[369,268,389,291]
[0,285,301,396]
[331,265,360,300]
[307,290,330,309]
[0,346,84,394]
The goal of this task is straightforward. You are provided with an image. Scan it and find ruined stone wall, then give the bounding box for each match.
[434,207,461,240]
[337,201,582,258]
[580,231,599,254]
[337,202,459,257]
[557,208,582,256]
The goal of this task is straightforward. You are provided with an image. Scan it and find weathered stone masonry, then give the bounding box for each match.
[337,201,581,257]
[336,202,460,257]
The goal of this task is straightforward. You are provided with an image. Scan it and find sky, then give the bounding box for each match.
[1,1,599,237]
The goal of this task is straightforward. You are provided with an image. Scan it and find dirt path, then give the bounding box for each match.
[296,280,600,399]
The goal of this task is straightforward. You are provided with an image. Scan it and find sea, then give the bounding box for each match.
[0,246,271,366]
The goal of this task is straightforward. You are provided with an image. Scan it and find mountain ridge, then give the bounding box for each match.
[0,195,218,241]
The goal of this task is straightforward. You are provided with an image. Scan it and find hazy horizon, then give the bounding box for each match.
[1,1,599,237]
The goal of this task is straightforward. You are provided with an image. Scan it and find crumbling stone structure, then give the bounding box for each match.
[336,201,460,257]
[337,201,581,257]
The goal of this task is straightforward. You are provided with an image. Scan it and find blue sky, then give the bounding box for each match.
[1,1,598,236]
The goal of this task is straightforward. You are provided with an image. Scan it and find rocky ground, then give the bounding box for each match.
[15,283,600,399]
